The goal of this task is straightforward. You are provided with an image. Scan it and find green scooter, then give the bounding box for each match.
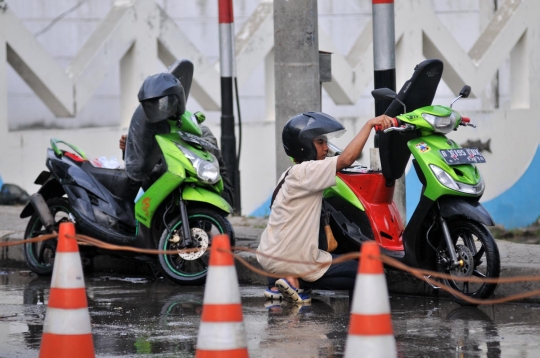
[20,60,234,285]
[324,59,500,304]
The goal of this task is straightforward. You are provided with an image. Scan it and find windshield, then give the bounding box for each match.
[327,142,363,167]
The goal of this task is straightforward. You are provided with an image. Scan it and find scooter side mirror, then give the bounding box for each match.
[459,85,471,99]
[371,88,398,101]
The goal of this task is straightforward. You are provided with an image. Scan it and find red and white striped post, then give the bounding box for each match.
[218,0,241,214]
[372,0,396,146]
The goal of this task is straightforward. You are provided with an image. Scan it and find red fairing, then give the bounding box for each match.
[337,172,404,250]
[64,152,85,163]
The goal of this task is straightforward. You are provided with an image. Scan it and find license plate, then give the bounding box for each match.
[440,148,486,165]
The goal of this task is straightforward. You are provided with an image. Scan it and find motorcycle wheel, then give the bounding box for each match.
[157,208,234,285]
[23,197,72,276]
[437,220,500,305]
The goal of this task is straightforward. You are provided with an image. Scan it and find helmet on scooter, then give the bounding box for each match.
[138,73,186,123]
[282,112,345,162]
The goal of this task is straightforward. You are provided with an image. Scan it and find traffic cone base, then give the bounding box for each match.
[40,334,95,358]
[197,322,249,357]
[196,235,248,358]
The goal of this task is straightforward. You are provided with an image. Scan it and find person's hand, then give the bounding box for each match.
[119,135,127,151]
[369,115,395,131]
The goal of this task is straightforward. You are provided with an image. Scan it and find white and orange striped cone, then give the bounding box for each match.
[195,234,248,358]
[39,222,95,358]
[344,241,397,358]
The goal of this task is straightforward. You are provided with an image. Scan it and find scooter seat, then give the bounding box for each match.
[81,162,140,202]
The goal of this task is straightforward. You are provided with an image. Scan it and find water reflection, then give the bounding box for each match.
[445,307,501,358]
[3,272,540,357]
[260,296,349,357]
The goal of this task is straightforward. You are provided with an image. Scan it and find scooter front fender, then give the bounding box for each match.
[182,186,232,214]
[439,196,494,226]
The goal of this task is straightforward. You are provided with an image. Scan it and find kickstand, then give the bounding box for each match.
[147,263,164,280]
[423,275,440,290]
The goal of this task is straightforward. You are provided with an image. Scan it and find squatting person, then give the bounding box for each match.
[256,112,394,303]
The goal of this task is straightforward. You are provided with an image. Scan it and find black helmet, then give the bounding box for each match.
[138,73,186,123]
[282,112,345,162]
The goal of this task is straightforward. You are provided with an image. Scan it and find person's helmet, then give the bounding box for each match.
[138,73,186,123]
[282,112,345,162]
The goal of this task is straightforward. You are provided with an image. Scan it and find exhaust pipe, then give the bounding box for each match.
[30,194,56,233]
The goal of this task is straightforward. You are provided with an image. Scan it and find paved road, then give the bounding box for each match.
[2,269,540,357]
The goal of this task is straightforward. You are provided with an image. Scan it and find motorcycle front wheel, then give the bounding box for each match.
[157,208,235,285]
[23,197,72,276]
[437,220,500,305]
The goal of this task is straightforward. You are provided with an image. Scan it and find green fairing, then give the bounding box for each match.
[135,171,183,227]
[135,130,227,227]
[50,138,88,159]
[177,110,203,136]
[182,186,232,213]
[156,134,194,175]
[408,135,482,200]
[398,105,459,135]
[324,176,365,211]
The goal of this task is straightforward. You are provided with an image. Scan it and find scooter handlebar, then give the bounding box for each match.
[375,117,400,132]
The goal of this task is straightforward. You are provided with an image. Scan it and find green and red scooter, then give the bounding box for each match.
[325,59,500,304]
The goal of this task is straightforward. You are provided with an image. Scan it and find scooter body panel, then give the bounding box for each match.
[407,135,483,201]
[334,172,404,251]
[323,176,364,211]
[45,149,138,244]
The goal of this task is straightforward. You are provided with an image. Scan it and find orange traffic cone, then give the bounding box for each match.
[195,234,248,358]
[344,241,397,358]
[39,222,95,358]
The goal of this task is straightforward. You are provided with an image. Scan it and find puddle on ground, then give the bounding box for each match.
[1,269,540,357]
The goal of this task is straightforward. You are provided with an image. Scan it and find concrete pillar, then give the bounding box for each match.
[119,2,159,129]
[0,35,6,140]
[274,0,321,180]
[265,49,275,122]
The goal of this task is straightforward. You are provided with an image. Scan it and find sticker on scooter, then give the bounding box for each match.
[415,142,431,153]
[440,148,486,165]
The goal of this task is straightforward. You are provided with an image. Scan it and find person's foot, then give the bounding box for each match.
[264,287,283,300]
[275,278,311,303]
[264,286,305,300]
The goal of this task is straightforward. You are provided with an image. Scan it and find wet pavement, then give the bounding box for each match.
[2,269,540,357]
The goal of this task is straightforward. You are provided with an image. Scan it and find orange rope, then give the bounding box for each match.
[5,231,540,305]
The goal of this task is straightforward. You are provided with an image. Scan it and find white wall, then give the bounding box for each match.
[1,0,539,226]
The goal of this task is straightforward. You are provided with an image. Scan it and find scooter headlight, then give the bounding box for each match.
[422,112,457,134]
[176,144,221,185]
[429,164,485,195]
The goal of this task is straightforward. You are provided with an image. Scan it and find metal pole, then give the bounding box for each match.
[218,0,240,214]
[372,0,405,224]
[372,0,396,146]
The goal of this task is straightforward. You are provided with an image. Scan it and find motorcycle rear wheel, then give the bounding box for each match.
[23,197,72,276]
[157,208,234,285]
[437,220,500,305]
